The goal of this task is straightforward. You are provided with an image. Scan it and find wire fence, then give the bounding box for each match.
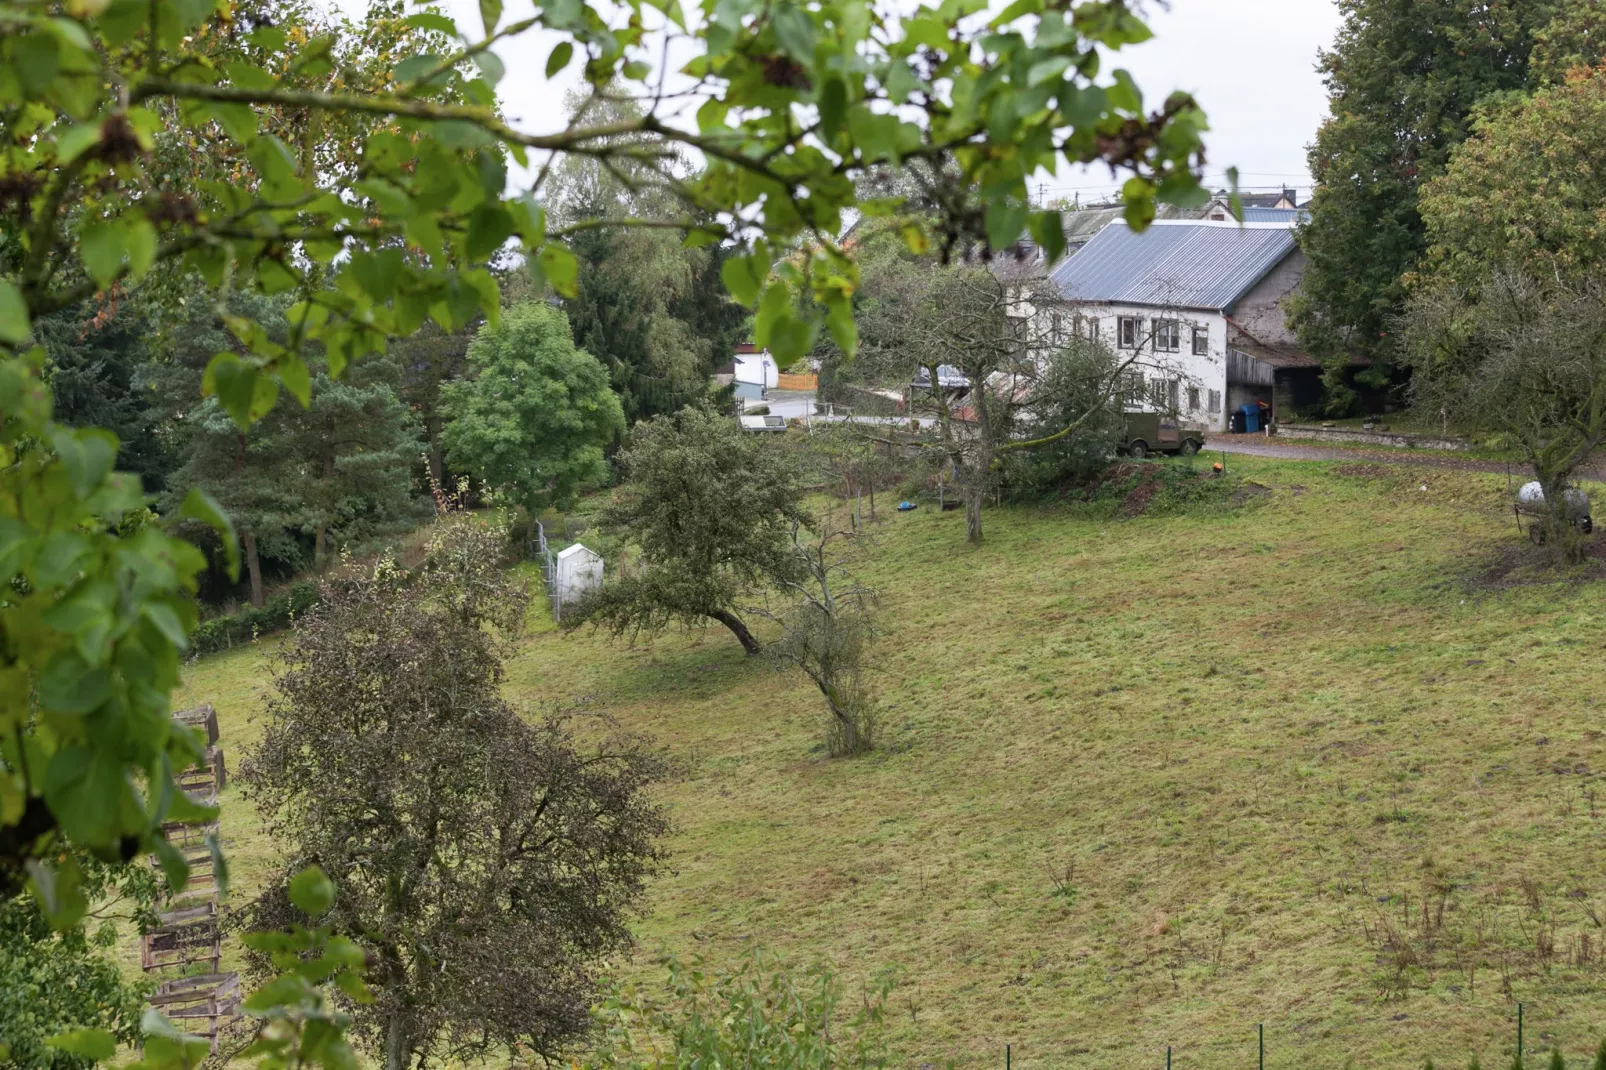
[995,1004,1601,1068]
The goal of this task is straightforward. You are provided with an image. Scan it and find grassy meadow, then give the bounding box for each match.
[175,456,1606,1068]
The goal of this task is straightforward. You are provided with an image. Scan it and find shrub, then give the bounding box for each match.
[586,949,894,1068]
[190,581,320,655]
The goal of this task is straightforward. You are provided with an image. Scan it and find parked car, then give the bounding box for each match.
[1122,412,1204,458]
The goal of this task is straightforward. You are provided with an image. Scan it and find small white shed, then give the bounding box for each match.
[553,543,604,607]
[734,348,778,389]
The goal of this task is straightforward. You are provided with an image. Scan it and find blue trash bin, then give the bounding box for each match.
[1240,403,1261,433]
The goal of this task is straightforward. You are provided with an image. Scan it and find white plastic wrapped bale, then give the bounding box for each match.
[554,543,604,606]
[1516,481,1592,522]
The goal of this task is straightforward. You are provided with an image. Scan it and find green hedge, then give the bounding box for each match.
[190,581,320,655]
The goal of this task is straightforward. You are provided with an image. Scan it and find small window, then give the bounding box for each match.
[1121,370,1144,404]
[1208,388,1222,415]
[1192,326,1209,356]
[1168,379,1180,412]
[1155,319,1180,353]
[1188,386,1201,411]
[1118,316,1142,349]
[1085,317,1099,342]
[1050,312,1064,345]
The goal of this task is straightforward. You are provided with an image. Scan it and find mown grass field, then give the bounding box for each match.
[175,456,1606,1068]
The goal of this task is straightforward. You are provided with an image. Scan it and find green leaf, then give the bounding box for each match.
[0,281,28,343]
[473,49,504,85]
[288,866,335,916]
[818,77,847,141]
[405,11,457,34]
[545,40,573,78]
[204,352,278,429]
[537,243,579,298]
[38,653,111,715]
[151,835,190,894]
[479,0,502,34]
[277,352,311,407]
[465,204,514,261]
[323,935,366,968]
[984,199,1028,250]
[207,832,230,898]
[350,249,404,302]
[721,250,767,307]
[79,220,124,288]
[125,217,157,280]
[46,1028,116,1062]
[180,487,239,581]
[1028,210,1066,264]
[44,745,135,844]
[55,121,104,164]
[243,975,314,1013]
[26,856,87,930]
[771,3,815,61]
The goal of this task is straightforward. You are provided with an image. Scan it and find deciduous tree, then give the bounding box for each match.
[441,301,624,513]
[240,514,668,1069]
[1293,0,1575,390]
[567,405,809,654]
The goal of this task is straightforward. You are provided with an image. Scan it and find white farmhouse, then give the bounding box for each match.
[1047,219,1318,432]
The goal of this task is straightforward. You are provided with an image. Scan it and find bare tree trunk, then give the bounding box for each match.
[313,523,328,569]
[242,529,264,607]
[385,1012,411,1070]
[964,477,984,543]
[708,608,761,655]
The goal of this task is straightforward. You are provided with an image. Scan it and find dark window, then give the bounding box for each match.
[1118,317,1141,349]
[1192,325,1209,356]
[1208,388,1222,415]
[1168,379,1180,412]
[1050,312,1064,345]
[1155,319,1180,352]
[1188,386,1201,411]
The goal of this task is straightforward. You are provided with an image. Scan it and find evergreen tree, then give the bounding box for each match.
[34,300,172,493]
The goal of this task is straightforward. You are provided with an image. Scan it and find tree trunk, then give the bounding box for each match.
[242,529,264,607]
[313,523,328,569]
[964,476,984,543]
[384,1012,411,1070]
[708,608,761,655]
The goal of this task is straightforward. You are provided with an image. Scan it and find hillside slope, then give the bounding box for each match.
[178,457,1606,1068]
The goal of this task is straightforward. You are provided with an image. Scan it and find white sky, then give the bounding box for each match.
[336,0,1342,203]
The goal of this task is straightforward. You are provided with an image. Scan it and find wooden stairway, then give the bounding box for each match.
[142,704,241,1051]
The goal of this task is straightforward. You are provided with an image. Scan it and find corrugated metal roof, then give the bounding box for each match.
[1049,221,1298,311]
[1241,207,1309,224]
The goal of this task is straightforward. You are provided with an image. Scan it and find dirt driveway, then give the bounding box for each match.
[1204,435,1606,481]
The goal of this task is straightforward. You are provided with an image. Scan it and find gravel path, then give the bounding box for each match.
[1203,435,1606,480]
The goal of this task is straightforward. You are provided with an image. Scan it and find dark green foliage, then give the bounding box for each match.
[565,405,810,655]
[35,301,171,493]
[189,581,320,655]
[1551,1047,1566,1070]
[1593,1038,1606,1070]
[1294,0,1567,381]
[1003,340,1127,498]
[240,514,668,1069]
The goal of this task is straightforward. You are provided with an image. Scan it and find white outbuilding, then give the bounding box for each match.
[553,543,604,607]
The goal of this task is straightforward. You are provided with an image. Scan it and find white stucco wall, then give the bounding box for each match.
[1073,303,1230,432]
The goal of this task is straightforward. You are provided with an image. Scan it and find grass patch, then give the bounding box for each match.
[175,456,1606,1067]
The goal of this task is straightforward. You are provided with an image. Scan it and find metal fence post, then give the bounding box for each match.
[1006,1043,1011,1070]
[1259,1023,1264,1070]
[1166,1045,1172,1070]
[1517,1002,1523,1069]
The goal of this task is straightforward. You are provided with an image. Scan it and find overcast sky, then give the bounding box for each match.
[339,0,1342,202]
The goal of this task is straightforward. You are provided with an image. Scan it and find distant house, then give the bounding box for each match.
[1047,218,1325,431]
[732,343,777,400]
[713,343,779,400]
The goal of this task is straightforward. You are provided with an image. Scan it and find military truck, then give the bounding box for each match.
[1121,412,1204,458]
